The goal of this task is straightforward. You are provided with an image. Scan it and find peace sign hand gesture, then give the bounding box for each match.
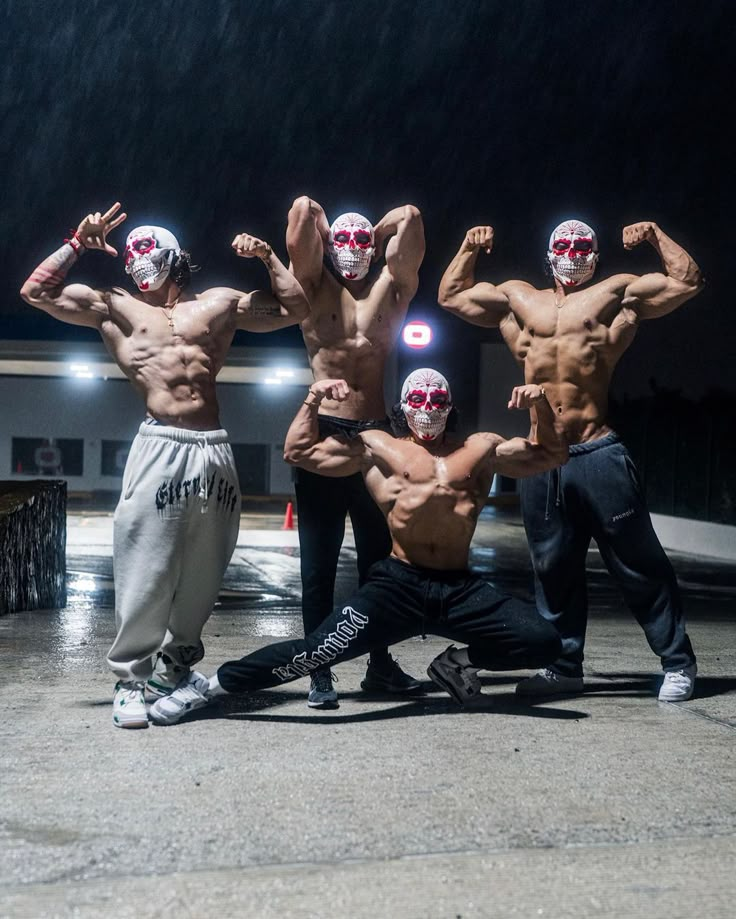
[75,202,127,256]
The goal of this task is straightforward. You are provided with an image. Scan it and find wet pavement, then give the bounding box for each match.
[1,508,735,918]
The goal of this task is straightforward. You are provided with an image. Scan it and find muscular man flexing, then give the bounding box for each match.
[20,203,309,728]
[439,218,704,701]
[148,368,568,726]
[285,196,426,706]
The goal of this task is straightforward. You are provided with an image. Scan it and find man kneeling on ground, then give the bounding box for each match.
[150,368,568,724]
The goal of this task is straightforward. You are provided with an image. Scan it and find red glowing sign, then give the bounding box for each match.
[402,321,433,349]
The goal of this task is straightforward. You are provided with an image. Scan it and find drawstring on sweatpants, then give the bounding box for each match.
[196,435,211,514]
[544,467,563,521]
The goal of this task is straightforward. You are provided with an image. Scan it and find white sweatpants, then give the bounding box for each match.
[107,423,241,682]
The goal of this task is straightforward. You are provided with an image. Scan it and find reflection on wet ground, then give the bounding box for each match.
[58,507,736,655]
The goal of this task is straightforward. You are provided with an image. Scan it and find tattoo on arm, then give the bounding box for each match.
[29,244,79,290]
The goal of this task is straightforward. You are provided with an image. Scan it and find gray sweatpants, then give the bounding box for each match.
[107,423,241,682]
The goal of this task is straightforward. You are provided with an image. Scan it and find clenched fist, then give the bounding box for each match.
[307,378,350,404]
[462,226,494,255]
[232,233,273,260]
[623,222,658,250]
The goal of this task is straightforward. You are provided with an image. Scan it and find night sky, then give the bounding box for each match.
[1,0,732,399]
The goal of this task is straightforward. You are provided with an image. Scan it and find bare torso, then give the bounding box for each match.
[500,276,637,443]
[359,431,497,569]
[300,267,409,421]
[101,288,239,430]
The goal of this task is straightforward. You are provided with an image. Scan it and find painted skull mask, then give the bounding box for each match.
[401,368,452,442]
[124,225,182,292]
[547,219,599,288]
[328,213,375,281]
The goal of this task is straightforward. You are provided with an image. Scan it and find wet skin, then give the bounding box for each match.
[284,380,567,570]
[287,197,425,420]
[438,222,704,444]
[20,204,309,431]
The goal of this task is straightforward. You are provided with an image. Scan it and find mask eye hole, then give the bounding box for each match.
[430,392,449,408]
[354,231,371,246]
[133,237,155,254]
[553,240,570,252]
[407,392,426,406]
[334,232,349,244]
[573,240,593,252]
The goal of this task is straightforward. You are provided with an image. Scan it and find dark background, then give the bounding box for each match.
[1,0,731,389]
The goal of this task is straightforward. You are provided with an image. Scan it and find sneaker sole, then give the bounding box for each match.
[307,698,339,710]
[359,679,424,695]
[426,662,476,706]
[113,715,149,729]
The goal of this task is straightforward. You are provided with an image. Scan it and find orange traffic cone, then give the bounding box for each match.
[282,501,295,530]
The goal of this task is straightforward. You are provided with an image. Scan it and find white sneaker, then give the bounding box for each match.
[112,681,149,729]
[658,665,697,702]
[427,646,482,705]
[145,652,189,702]
[515,669,584,697]
[149,671,211,725]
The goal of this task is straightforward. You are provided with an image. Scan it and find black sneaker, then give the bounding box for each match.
[427,646,482,705]
[360,654,423,694]
[308,669,339,709]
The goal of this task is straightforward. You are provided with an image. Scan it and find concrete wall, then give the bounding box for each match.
[0,375,305,495]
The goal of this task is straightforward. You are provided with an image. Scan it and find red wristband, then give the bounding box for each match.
[64,231,86,255]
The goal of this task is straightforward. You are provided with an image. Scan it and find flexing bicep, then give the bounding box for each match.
[21,280,110,328]
[493,436,559,478]
[289,434,367,477]
[442,281,512,327]
[623,272,700,320]
[286,197,326,294]
[233,289,302,332]
[385,206,425,300]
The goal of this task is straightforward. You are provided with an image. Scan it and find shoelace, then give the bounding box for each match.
[312,670,337,692]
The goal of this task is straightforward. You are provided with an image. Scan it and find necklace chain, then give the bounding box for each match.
[162,295,180,330]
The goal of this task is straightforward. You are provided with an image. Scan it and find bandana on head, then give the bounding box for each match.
[328,212,375,280]
[547,218,599,288]
[124,225,182,291]
[400,368,452,442]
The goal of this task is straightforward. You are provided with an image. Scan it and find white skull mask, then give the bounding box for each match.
[547,219,599,288]
[401,368,452,442]
[328,213,375,280]
[124,225,182,292]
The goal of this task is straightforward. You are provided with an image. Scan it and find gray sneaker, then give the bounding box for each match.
[427,646,482,705]
[307,669,339,709]
[515,669,584,697]
[658,665,697,702]
[112,681,149,729]
[149,671,211,725]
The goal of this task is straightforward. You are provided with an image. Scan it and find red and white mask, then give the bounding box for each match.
[401,368,452,442]
[124,225,181,291]
[328,213,375,281]
[547,219,599,288]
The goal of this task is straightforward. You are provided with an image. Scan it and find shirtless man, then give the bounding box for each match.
[438,218,704,702]
[20,203,309,728]
[148,368,568,725]
[285,196,426,707]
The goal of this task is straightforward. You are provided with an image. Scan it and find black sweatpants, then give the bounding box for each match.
[217,557,562,694]
[520,432,695,678]
[294,415,393,663]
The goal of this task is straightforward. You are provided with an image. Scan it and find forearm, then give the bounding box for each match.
[438,245,481,305]
[283,388,323,463]
[651,226,703,288]
[20,241,82,306]
[262,250,310,319]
